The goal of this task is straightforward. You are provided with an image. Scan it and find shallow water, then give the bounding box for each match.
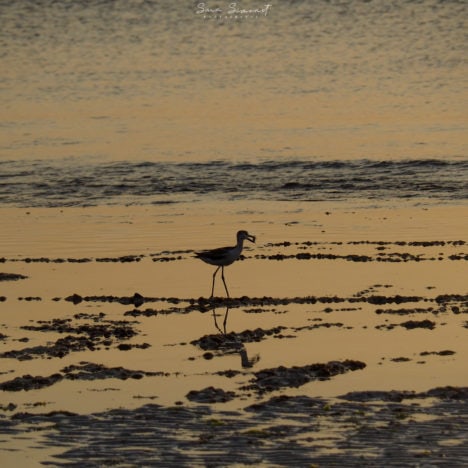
[0,204,466,410]
[1,1,467,466]
[1,0,467,165]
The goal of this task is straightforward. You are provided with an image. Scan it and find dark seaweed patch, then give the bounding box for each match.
[1,315,139,360]
[186,387,236,403]
[0,273,28,281]
[192,327,288,351]
[242,360,366,394]
[0,362,165,391]
[2,386,465,466]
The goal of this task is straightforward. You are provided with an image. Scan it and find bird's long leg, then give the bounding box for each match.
[211,266,220,298]
[212,307,224,334]
[221,266,230,298]
[222,306,229,334]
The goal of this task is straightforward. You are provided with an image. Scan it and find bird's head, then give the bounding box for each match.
[237,230,256,243]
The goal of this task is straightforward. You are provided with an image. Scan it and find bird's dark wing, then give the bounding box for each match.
[195,246,231,261]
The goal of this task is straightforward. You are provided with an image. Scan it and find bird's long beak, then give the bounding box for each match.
[247,234,256,243]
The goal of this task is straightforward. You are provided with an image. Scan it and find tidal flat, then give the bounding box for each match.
[0,202,466,466]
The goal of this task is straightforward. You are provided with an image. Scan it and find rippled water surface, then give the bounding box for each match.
[0,158,467,207]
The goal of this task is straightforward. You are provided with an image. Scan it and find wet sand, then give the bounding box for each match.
[0,202,467,466]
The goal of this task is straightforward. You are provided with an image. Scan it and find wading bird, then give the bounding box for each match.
[195,230,256,298]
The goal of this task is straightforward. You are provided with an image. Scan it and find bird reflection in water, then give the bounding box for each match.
[211,305,260,369]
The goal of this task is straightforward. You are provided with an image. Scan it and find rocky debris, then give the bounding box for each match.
[1,315,140,360]
[2,336,101,360]
[433,295,468,314]
[258,240,467,263]
[124,308,159,317]
[339,390,421,402]
[62,362,163,381]
[26,293,465,316]
[292,322,345,332]
[245,394,327,414]
[95,255,142,263]
[0,403,17,411]
[419,350,455,356]
[339,386,468,402]
[0,273,28,281]
[0,239,465,266]
[425,386,468,400]
[435,294,468,304]
[65,292,145,307]
[255,251,467,263]
[0,362,165,391]
[0,373,63,391]
[4,385,467,467]
[192,327,287,351]
[65,294,83,305]
[21,315,137,338]
[151,256,183,262]
[365,295,422,305]
[4,255,144,264]
[215,369,242,378]
[266,240,466,248]
[194,294,427,310]
[375,307,436,315]
[448,253,468,260]
[242,360,366,394]
[11,257,90,263]
[117,343,150,351]
[186,386,236,403]
[376,319,437,331]
[400,319,436,330]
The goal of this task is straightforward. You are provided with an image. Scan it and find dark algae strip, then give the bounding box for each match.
[1,387,465,467]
